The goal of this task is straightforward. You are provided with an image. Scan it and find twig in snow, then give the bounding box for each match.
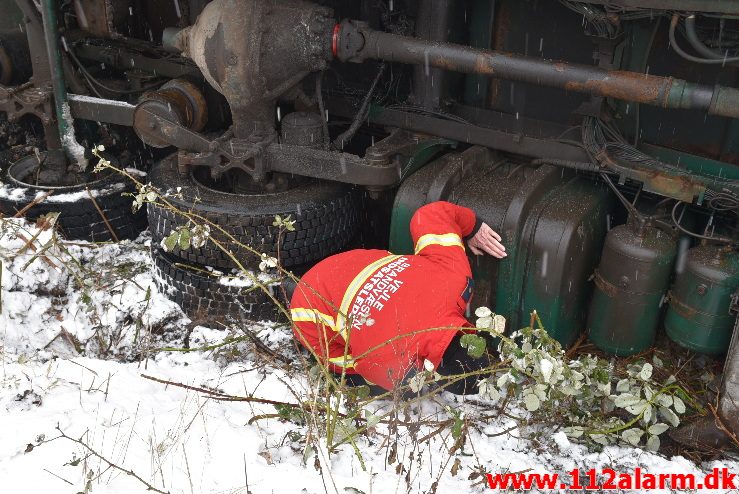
[11,191,52,218]
[55,425,169,494]
[85,188,119,242]
[42,467,74,485]
[140,373,308,410]
[236,322,292,364]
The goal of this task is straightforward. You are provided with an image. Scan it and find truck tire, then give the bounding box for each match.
[151,247,284,323]
[148,153,360,270]
[0,153,147,241]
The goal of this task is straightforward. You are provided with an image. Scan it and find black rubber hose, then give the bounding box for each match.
[331,63,386,150]
[684,15,739,67]
[670,14,739,65]
[671,201,735,244]
[530,158,608,173]
[315,71,330,149]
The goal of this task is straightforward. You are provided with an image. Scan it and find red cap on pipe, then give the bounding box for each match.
[331,23,341,58]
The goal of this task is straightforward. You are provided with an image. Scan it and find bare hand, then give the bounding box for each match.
[468,223,506,258]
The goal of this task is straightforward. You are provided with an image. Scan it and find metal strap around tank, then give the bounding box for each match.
[593,270,670,298]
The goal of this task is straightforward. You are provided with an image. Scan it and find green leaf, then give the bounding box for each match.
[614,393,641,408]
[364,411,381,428]
[625,401,648,416]
[638,363,653,381]
[352,385,371,399]
[451,415,464,439]
[673,396,686,414]
[274,404,305,424]
[178,229,192,250]
[646,435,660,451]
[459,334,486,359]
[496,373,511,389]
[621,428,643,446]
[564,426,584,438]
[475,306,492,318]
[302,443,314,465]
[589,433,609,446]
[162,232,179,252]
[642,404,653,423]
[334,418,358,444]
[475,316,493,329]
[648,423,669,436]
[533,383,548,401]
[643,385,654,401]
[523,392,540,412]
[659,406,680,427]
[539,359,554,383]
[655,393,673,408]
[560,385,578,396]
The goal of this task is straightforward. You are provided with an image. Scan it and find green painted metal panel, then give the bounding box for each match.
[641,143,739,181]
[389,154,452,254]
[392,152,614,346]
[518,179,614,346]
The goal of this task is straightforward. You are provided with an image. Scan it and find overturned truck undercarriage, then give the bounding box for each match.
[0,0,738,449]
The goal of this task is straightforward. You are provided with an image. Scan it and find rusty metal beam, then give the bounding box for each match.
[335,21,739,119]
[326,97,590,162]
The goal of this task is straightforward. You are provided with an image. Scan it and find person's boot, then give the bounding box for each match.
[669,415,731,449]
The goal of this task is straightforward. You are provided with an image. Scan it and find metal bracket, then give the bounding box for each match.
[0,82,53,124]
[140,107,405,187]
[178,133,275,182]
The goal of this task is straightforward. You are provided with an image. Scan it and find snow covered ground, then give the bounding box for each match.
[1,218,738,493]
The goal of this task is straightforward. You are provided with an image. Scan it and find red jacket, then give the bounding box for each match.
[290,201,480,390]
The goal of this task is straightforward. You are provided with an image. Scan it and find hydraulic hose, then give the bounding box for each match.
[530,158,607,174]
[672,201,735,244]
[670,14,739,65]
[683,15,739,66]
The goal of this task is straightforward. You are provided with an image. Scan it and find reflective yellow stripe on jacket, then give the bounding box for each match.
[336,254,402,337]
[290,309,355,369]
[414,233,464,255]
[290,308,337,332]
[328,355,355,368]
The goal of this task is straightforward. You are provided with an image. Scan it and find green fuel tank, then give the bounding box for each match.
[587,223,677,356]
[665,246,739,355]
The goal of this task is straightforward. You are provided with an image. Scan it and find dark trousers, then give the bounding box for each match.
[339,332,496,396]
[434,332,497,394]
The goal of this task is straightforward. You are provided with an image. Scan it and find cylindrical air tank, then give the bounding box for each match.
[587,223,677,356]
[665,246,739,355]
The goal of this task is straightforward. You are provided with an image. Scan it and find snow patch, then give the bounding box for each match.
[0,219,737,493]
[60,102,88,170]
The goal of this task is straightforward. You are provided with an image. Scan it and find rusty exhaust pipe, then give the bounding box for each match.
[334,20,739,119]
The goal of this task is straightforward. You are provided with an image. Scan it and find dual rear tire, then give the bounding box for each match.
[148,154,361,323]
